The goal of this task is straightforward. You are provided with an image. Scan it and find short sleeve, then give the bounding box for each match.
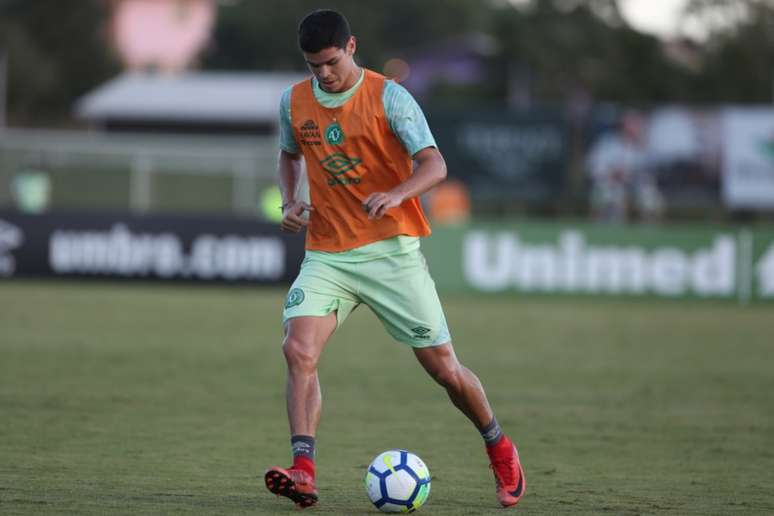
[383,81,437,157]
[279,86,300,154]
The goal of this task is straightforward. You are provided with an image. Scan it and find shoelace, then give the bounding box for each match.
[489,455,517,487]
[288,470,312,486]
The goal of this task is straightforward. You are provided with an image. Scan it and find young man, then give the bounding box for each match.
[264,9,525,509]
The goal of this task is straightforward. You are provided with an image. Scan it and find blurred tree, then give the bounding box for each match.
[682,0,751,36]
[3,0,774,127]
[0,0,118,125]
[491,0,694,106]
[204,0,489,71]
[554,0,626,26]
[683,0,774,102]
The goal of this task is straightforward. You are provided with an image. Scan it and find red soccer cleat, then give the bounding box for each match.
[264,466,319,508]
[487,437,526,507]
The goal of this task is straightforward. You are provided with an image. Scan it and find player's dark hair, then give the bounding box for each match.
[298,9,351,53]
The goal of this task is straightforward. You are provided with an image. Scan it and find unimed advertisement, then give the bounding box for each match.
[722,108,774,209]
[0,211,304,284]
[422,223,774,302]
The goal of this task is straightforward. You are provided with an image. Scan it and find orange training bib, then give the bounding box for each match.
[290,69,431,252]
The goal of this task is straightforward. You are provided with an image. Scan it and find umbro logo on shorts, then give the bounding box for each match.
[411,326,431,340]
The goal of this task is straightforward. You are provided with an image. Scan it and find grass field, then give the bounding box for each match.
[1,281,773,515]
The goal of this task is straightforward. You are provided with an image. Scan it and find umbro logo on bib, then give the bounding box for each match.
[320,152,362,186]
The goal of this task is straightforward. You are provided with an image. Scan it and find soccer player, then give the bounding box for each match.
[264,9,525,509]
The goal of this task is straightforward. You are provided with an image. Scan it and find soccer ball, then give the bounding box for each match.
[364,450,431,513]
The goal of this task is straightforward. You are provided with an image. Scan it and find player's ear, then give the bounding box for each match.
[346,36,357,57]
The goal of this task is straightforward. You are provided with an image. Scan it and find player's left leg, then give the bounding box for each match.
[413,342,492,428]
[355,246,525,507]
[414,343,525,507]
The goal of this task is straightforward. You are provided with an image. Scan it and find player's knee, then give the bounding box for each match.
[282,337,319,373]
[430,363,463,390]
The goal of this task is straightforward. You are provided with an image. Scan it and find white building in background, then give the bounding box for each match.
[75,71,306,135]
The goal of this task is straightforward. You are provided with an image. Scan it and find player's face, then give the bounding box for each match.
[303,36,358,93]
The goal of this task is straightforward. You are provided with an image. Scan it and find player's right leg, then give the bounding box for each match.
[283,314,338,437]
[265,314,336,508]
[265,256,360,508]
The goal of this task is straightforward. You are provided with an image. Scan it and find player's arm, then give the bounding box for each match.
[278,150,313,233]
[277,86,313,233]
[363,81,446,219]
[363,147,446,219]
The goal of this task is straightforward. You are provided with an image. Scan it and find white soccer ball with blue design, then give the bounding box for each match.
[365,450,431,513]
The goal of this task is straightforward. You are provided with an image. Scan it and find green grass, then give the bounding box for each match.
[1,281,773,515]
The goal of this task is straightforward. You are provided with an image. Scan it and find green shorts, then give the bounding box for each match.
[282,240,450,348]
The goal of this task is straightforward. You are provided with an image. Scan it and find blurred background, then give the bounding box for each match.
[1,0,774,298]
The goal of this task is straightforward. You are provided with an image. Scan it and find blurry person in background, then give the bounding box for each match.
[586,110,664,222]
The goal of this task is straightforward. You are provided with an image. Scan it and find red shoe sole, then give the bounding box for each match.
[264,467,319,508]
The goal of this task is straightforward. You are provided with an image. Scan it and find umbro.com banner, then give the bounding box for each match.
[0,211,305,284]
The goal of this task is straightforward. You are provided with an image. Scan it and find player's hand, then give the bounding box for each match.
[362,191,404,220]
[280,201,314,233]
